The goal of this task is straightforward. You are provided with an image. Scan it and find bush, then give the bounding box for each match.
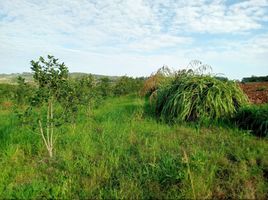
[15,76,33,105]
[0,84,17,102]
[72,75,97,105]
[97,77,112,98]
[234,104,268,137]
[256,86,267,92]
[140,66,174,97]
[113,76,143,96]
[154,74,248,123]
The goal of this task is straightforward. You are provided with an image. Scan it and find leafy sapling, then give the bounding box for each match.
[30,55,69,158]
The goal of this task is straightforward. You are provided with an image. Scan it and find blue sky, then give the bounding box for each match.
[0,0,267,79]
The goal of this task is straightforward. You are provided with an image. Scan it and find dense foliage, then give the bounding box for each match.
[0,84,16,102]
[16,76,33,105]
[97,77,112,97]
[234,104,268,137]
[242,75,268,83]
[113,76,144,96]
[141,66,174,97]
[30,55,71,157]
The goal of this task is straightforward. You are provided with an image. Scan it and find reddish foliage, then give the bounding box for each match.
[1,101,13,110]
[239,82,268,104]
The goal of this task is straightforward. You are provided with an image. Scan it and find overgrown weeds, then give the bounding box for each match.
[0,95,267,199]
[234,104,268,137]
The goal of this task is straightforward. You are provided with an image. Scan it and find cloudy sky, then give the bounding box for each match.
[0,0,268,79]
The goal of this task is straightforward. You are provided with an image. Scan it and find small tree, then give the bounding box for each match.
[113,76,143,96]
[75,75,96,105]
[31,55,68,158]
[97,77,112,98]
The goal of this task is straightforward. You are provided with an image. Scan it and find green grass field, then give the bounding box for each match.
[0,95,267,199]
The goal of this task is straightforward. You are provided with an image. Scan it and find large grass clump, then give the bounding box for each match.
[155,73,249,123]
[234,104,268,137]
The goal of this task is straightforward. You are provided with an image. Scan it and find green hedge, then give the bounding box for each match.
[234,104,268,137]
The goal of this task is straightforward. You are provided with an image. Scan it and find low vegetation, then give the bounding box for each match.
[1,95,268,199]
[234,104,268,137]
[0,56,267,198]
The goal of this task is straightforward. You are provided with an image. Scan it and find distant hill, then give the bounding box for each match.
[0,72,120,84]
[0,72,33,84]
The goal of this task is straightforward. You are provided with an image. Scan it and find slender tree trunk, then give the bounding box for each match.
[50,98,53,155]
[38,99,54,158]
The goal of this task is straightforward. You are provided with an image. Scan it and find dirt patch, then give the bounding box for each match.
[239,82,268,104]
[1,101,13,109]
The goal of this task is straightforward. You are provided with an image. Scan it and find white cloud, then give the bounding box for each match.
[171,0,268,33]
[0,0,267,79]
[127,34,193,51]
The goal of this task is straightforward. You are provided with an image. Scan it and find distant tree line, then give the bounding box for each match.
[0,69,145,105]
[242,75,268,83]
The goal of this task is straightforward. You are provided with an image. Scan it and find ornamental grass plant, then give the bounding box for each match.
[153,70,248,123]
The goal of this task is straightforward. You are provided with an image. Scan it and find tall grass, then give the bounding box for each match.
[0,95,267,198]
[155,74,248,123]
[234,104,268,137]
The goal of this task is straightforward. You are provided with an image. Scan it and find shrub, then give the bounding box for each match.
[15,76,33,105]
[73,75,97,105]
[0,84,16,102]
[234,104,268,137]
[154,73,248,123]
[113,76,143,96]
[256,86,267,92]
[140,66,174,97]
[97,77,112,98]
